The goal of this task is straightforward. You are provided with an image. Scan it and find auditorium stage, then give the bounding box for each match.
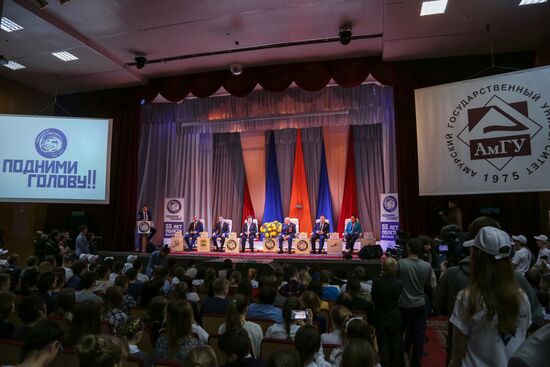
[98,250,382,279]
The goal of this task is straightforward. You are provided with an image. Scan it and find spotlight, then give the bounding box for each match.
[36,0,48,8]
[230,63,243,76]
[134,53,147,69]
[339,25,352,45]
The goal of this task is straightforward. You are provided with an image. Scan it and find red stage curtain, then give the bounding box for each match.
[337,127,358,234]
[242,178,256,226]
[288,130,313,234]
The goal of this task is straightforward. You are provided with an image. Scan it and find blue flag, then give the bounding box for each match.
[263,131,283,223]
[316,139,334,231]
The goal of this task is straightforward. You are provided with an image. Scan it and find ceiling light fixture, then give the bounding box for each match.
[36,0,48,9]
[519,0,547,5]
[1,59,26,70]
[230,63,243,75]
[420,0,448,16]
[134,53,147,69]
[1,17,24,32]
[339,24,352,45]
[52,51,78,61]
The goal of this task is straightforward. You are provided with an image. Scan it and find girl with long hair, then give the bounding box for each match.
[76,334,128,367]
[217,293,263,358]
[143,296,168,343]
[154,300,206,363]
[117,316,153,367]
[64,300,101,348]
[294,324,331,367]
[450,227,531,367]
[265,297,309,340]
[103,286,128,330]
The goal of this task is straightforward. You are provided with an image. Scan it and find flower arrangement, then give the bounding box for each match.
[260,221,283,238]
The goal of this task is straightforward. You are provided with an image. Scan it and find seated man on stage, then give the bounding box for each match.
[240,216,258,253]
[184,215,203,251]
[137,203,157,241]
[211,216,230,252]
[278,217,296,254]
[310,215,330,254]
[344,214,362,252]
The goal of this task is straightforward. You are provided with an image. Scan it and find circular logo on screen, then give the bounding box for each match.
[166,199,182,214]
[264,238,276,250]
[35,128,67,159]
[138,222,150,233]
[383,196,398,213]
[297,240,309,252]
[226,240,237,251]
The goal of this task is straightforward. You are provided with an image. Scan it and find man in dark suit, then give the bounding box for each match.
[137,204,156,241]
[310,215,330,254]
[184,215,203,251]
[278,217,296,254]
[240,216,257,252]
[211,216,230,252]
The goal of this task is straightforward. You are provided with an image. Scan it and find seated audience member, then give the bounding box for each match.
[320,306,351,345]
[35,271,56,314]
[132,258,149,283]
[340,267,371,294]
[109,262,124,284]
[236,278,253,303]
[537,290,550,320]
[183,345,219,367]
[154,300,205,362]
[64,300,102,348]
[534,234,550,268]
[341,278,374,319]
[202,278,230,316]
[0,273,11,293]
[103,286,128,330]
[297,269,311,288]
[300,290,327,333]
[306,281,329,311]
[144,296,168,343]
[295,324,331,367]
[123,254,138,273]
[449,227,531,367]
[12,295,47,340]
[280,266,306,298]
[511,235,532,275]
[114,275,137,312]
[218,294,263,358]
[76,334,128,367]
[146,245,170,276]
[50,289,75,321]
[117,316,153,367]
[94,264,111,293]
[319,270,340,302]
[219,259,235,280]
[9,320,64,367]
[248,268,259,288]
[265,297,307,340]
[66,260,86,290]
[198,268,217,297]
[18,267,40,296]
[52,267,66,294]
[218,327,265,367]
[174,282,201,323]
[329,318,378,367]
[7,254,22,289]
[341,339,376,367]
[246,285,283,323]
[230,271,243,293]
[75,271,104,304]
[371,257,402,367]
[125,268,143,301]
[267,350,300,367]
[61,256,74,280]
[140,267,168,307]
[0,291,16,338]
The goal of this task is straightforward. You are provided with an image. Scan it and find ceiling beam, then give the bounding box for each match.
[12,0,147,84]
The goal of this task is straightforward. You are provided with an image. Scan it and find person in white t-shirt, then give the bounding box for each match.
[449,227,531,367]
[511,235,532,275]
[534,234,550,269]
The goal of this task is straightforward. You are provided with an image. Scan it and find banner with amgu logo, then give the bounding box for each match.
[163,197,184,245]
[0,115,112,203]
[415,66,550,195]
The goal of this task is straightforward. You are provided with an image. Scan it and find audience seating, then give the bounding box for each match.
[0,338,23,365]
[124,356,145,367]
[7,312,23,328]
[246,318,274,335]
[202,313,226,335]
[208,334,227,365]
[260,338,295,361]
[49,348,79,367]
[155,360,181,367]
[129,307,148,319]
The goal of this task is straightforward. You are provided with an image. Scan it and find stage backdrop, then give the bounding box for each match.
[415,66,550,196]
[138,84,397,241]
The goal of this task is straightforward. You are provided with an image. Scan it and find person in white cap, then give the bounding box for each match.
[534,234,550,268]
[511,235,532,275]
[449,226,531,367]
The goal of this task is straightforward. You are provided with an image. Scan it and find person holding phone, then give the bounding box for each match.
[265,297,311,340]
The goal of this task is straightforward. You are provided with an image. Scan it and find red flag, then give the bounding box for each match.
[289,129,313,234]
[337,127,358,233]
